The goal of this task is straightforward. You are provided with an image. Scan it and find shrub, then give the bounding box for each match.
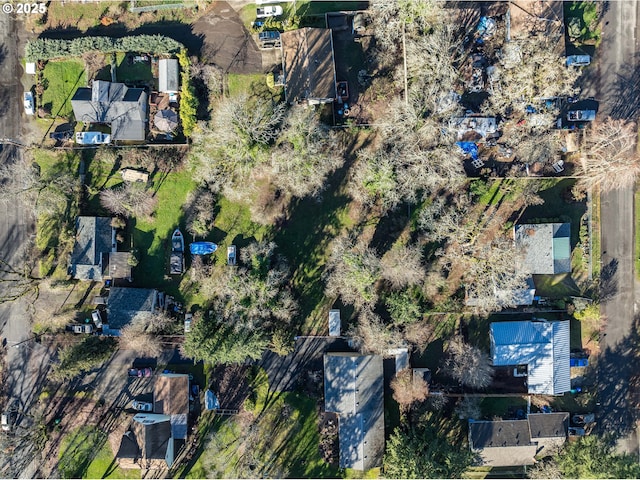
[177,49,198,137]
[25,35,183,61]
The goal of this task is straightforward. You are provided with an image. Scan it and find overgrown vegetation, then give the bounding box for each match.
[51,336,117,382]
[26,35,183,61]
[177,48,198,137]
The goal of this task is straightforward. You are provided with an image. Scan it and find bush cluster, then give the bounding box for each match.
[25,35,183,61]
[177,48,198,137]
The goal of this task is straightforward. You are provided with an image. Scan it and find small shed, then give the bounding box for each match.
[328,309,341,336]
[121,168,149,183]
[159,59,180,94]
[25,62,36,75]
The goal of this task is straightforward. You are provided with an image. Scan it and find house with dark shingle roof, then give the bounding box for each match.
[490,320,570,395]
[105,287,158,335]
[514,223,571,274]
[116,413,175,469]
[69,216,115,281]
[323,353,385,471]
[469,412,569,467]
[281,27,337,105]
[154,373,189,441]
[71,80,148,142]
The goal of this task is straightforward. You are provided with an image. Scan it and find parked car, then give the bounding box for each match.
[184,313,193,333]
[23,92,34,115]
[1,401,18,432]
[75,131,111,145]
[128,367,153,378]
[69,324,93,334]
[567,109,596,122]
[227,245,237,266]
[566,54,591,67]
[572,413,595,425]
[91,310,103,329]
[258,30,281,49]
[132,401,153,412]
[256,5,283,17]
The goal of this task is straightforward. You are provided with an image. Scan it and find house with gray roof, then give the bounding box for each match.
[514,223,571,274]
[469,412,569,467]
[105,287,158,335]
[159,59,180,94]
[71,80,148,141]
[116,413,175,469]
[154,373,189,441]
[69,216,115,281]
[490,320,570,395]
[281,28,337,105]
[323,353,385,471]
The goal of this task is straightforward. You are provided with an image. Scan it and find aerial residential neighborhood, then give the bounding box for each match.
[0,0,639,479]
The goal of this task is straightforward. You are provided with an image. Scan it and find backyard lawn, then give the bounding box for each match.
[183,368,339,478]
[41,60,86,119]
[58,426,139,479]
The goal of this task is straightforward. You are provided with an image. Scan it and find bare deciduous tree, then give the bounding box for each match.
[578,118,640,192]
[183,188,216,237]
[324,236,382,309]
[381,245,424,289]
[443,336,493,389]
[118,312,174,357]
[270,106,344,198]
[348,308,404,354]
[391,368,429,410]
[100,183,157,219]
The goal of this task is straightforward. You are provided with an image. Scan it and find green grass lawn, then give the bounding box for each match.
[116,52,154,84]
[41,60,86,120]
[533,273,580,298]
[131,169,197,297]
[479,397,528,419]
[182,368,339,478]
[227,73,266,96]
[59,425,139,479]
[85,438,140,479]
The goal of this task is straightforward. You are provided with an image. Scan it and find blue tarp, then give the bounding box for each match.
[456,141,479,160]
[205,390,220,410]
[190,242,218,255]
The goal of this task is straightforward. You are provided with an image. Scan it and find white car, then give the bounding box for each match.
[23,92,34,115]
[184,313,193,333]
[256,5,283,18]
[566,55,591,67]
[132,401,153,412]
[75,131,111,144]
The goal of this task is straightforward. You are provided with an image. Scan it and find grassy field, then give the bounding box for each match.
[84,438,140,479]
[58,426,139,479]
[183,369,339,478]
[33,149,81,277]
[41,60,86,119]
[131,169,197,296]
[227,73,266,96]
[116,52,154,83]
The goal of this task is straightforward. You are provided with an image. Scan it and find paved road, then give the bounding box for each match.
[0,11,46,478]
[591,0,640,453]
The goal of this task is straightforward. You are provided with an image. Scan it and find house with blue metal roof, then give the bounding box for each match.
[514,223,571,275]
[490,320,571,395]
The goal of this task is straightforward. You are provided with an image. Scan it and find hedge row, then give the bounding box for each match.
[26,35,183,61]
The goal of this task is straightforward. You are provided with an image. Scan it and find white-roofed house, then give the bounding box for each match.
[490,320,570,395]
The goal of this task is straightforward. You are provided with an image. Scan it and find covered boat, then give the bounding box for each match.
[170,229,185,274]
[190,242,218,255]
